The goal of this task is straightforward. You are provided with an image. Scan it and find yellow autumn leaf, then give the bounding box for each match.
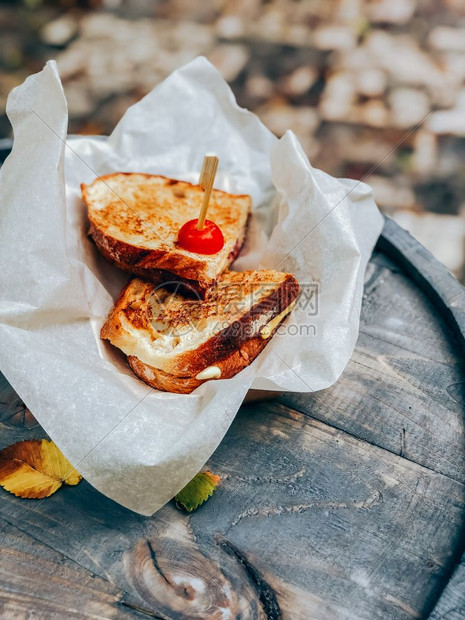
[0,439,82,499]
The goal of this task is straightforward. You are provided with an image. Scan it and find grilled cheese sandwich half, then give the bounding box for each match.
[101,270,300,393]
[82,173,251,298]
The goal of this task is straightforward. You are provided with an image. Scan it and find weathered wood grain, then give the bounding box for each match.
[0,395,464,619]
[380,217,465,620]
[281,250,465,484]
[378,217,465,351]
[0,518,144,619]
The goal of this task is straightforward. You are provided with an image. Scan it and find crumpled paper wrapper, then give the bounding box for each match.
[0,57,383,515]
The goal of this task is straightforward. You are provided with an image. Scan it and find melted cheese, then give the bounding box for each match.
[260,301,296,339]
[195,366,222,380]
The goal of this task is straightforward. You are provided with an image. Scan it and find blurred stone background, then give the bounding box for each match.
[2,0,465,279]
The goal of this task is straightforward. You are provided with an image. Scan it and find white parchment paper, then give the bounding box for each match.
[0,58,383,515]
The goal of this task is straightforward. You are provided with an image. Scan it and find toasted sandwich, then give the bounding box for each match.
[82,173,251,297]
[101,270,300,393]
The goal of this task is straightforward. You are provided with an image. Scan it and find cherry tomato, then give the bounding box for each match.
[177,219,224,255]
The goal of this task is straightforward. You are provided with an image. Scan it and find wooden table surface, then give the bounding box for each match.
[0,217,464,620]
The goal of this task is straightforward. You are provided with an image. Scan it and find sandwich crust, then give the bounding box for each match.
[89,221,245,298]
[82,173,251,296]
[127,329,280,394]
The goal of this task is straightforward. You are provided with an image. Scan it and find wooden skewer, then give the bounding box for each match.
[197,155,219,230]
[199,157,210,190]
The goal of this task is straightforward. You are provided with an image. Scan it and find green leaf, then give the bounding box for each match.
[175,471,221,512]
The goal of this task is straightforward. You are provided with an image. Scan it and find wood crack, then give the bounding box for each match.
[400,427,406,458]
[228,490,383,529]
[222,468,306,485]
[146,540,172,587]
[218,538,282,620]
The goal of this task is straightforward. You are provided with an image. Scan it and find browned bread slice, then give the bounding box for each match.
[82,173,251,297]
[101,270,300,392]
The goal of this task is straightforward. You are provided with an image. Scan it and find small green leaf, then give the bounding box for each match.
[175,471,221,512]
